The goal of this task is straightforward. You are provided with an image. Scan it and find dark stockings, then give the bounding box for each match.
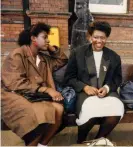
[95,116,121,139]
[77,116,121,143]
[77,117,98,143]
[22,123,49,145]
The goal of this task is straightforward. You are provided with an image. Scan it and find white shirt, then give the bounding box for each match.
[93,50,103,78]
[93,51,109,93]
[36,55,40,67]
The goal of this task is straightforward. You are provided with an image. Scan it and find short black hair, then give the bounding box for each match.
[18,22,51,46]
[88,21,111,37]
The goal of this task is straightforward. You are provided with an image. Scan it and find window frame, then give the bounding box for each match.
[89,0,127,14]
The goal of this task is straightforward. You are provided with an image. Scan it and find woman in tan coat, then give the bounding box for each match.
[1,22,68,146]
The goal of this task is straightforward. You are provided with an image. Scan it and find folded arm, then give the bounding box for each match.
[41,45,68,71]
[106,56,122,92]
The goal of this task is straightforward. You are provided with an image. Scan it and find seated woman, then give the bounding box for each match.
[64,21,124,143]
[1,22,68,146]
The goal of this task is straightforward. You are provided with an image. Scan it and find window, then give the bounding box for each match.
[89,0,127,14]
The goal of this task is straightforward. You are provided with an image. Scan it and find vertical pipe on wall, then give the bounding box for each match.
[22,0,31,29]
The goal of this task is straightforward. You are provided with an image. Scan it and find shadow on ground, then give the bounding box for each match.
[1,123,133,146]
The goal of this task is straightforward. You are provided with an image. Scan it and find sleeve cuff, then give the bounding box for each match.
[35,85,42,93]
[103,85,110,93]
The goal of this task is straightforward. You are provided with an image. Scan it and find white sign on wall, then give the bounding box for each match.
[89,0,127,14]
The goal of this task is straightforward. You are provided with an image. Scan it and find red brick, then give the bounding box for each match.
[2,0,133,57]
[1,0,22,9]
[29,0,68,13]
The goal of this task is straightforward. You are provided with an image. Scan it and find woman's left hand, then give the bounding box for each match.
[46,88,64,101]
[98,87,107,98]
[47,45,56,52]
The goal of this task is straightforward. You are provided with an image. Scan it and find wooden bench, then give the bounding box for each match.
[1,63,133,131]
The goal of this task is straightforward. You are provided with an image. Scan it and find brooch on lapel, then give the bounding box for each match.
[103,66,107,71]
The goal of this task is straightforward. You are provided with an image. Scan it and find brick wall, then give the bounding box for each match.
[1,23,23,63]
[1,0,70,64]
[1,0,23,38]
[1,0,22,9]
[1,0,23,62]
[129,0,133,12]
[29,0,68,12]
[1,0,133,63]
[1,24,23,41]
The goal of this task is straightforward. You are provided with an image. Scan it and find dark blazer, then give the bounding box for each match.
[64,44,122,94]
[64,43,122,116]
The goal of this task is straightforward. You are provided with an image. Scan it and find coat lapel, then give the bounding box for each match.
[39,52,56,89]
[85,45,97,87]
[27,57,43,76]
[23,46,42,76]
[98,48,110,88]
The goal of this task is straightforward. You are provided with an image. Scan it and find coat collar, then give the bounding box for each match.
[21,45,55,89]
[22,45,46,76]
[85,44,110,88]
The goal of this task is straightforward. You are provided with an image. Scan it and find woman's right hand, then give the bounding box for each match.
[46,88,64,101]
[83,85,98,96]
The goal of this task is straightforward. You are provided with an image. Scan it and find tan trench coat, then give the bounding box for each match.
[1,45,68,137]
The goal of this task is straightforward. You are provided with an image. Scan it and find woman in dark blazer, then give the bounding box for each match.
[64,21,124,143]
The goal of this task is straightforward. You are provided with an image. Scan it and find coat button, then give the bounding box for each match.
[35,76,38,79]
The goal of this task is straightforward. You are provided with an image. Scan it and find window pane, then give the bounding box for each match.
[89,0,123,5]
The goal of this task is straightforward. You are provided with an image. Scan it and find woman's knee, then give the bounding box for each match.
[52,102,64,117]
[102,116,121,124]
